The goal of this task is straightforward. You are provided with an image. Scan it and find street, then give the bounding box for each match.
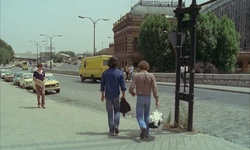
[4,66,250,148]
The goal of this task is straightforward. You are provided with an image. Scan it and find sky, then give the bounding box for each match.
[1,0,207,54]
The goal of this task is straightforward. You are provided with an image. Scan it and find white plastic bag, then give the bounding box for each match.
[149,109,163,128]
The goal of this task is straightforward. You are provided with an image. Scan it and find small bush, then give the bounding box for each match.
[204,62,219,73]
[195,61,204,73]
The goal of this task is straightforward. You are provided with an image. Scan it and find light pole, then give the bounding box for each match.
[39,44,46,63]
[78,16,109,56]
[30,40,45,64]
[40,34,62,69]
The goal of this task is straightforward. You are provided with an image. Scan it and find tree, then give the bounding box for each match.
[196,12,218,63]
[138,15,175,72]
[213,16,240,72]
[0,39,14,65]
[195,12,240,73]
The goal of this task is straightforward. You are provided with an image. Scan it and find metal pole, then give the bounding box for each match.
[39,45,42,63]
[36,43,38,64]
[50,37,52,69]
[174,0,183,127]
[187,9,199,132]
[93,22,96,56]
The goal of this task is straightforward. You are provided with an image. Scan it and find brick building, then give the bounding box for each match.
[112,0,177,69]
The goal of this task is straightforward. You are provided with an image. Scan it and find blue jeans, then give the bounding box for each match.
[136,95,151,137]
[105,97,120,133]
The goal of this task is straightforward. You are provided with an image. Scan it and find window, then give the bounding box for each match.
[133,37,138,51]
[103,60,108,66]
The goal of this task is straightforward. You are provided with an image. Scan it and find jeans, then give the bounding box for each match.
[105,97,120,133]
[136,95,151,137]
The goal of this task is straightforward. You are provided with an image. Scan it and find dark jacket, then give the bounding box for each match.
[119,98,131,117]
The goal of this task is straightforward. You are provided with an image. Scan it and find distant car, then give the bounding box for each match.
[31,67,38,73]
[0,69,9,79]
[13,72,24,86]
[32,73,60,94]
[19,73,33,89]
[4,71,15,82]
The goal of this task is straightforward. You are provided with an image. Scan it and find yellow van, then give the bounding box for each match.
[79,55,112,82]
[21,61,28,70]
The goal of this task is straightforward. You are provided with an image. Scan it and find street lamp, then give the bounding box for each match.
[39,44,46,63]
[78,16,109,56]
[40,34,62,69]
[30,40,45,64]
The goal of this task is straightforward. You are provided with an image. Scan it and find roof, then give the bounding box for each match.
[14,53,38,59]
[130,0,177,18]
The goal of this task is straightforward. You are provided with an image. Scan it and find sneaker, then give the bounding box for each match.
[140,128,146,139]
[114,127,119,134]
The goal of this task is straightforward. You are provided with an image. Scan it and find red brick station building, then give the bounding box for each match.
[96,0,250,73]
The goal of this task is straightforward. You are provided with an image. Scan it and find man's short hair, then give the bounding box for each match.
[138,61,150,71]
[37,63,43,68]
[107,57,117,68]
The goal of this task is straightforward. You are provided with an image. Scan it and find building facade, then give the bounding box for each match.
[112,0,177,69]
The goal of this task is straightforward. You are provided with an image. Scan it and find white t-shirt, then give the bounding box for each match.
[180,66,188,73]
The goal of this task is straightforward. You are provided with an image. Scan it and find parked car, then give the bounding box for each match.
[31,67,37,73]
[0,69,9,79]
[19,73,33,89]
[32,73,60,94]
[4,71,15,82]
[13,72,24,86]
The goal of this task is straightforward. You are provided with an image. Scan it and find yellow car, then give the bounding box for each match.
[19,73,33,89]
[32,73,60,94]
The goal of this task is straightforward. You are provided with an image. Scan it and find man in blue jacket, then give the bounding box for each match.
[100,57,126,135]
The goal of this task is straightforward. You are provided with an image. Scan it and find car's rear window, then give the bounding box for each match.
[103,60,108,66]
[24,74,32,79]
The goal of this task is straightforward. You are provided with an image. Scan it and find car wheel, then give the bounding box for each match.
[56,89,60,93]
[81,77,84,82]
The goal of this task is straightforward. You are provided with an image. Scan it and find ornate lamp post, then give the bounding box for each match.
[78,16,109,56]
[40,34,62,69]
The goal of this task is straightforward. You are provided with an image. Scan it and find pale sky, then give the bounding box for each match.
[1,0,207,54]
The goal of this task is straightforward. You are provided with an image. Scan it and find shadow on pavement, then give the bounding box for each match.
[76,129,156,143]
[19,106,38,109]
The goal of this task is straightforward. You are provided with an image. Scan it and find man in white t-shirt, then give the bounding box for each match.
[128,64,134,82]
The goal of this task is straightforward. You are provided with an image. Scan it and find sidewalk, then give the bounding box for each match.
[156,82,250,94]
[0,81,249,150]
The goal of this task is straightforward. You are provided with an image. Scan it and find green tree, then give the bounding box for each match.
[196,12,218,63]
[0,39,14,65]
[194,12,240,73]
[138,15,175,72]
[212,16,240,72]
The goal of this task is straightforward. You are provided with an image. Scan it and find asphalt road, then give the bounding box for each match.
[5,66,250,148]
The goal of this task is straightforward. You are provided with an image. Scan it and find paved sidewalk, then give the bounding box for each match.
[156,82,250,94]
[0,81,249,150]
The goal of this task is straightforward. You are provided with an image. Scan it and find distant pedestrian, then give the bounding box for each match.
[100,57,127,136]
[129,60,159,139]
[125,63,129,81]
[33,63,46,108]
[180,66,188,87]
[128,63,134,82]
